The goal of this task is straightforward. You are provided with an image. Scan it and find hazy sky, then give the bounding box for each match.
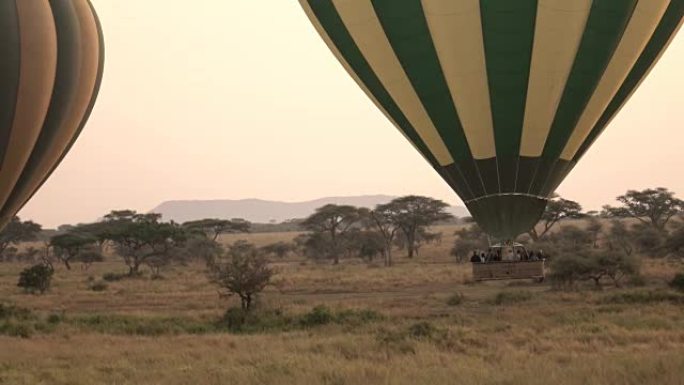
[18,1,684,228]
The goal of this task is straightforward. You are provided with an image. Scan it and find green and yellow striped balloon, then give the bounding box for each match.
[0,0,104,229]
[301,0,683,239]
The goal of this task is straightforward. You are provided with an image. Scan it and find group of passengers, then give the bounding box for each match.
[470,247,544,263]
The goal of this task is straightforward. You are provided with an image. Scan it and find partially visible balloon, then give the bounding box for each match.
[300,0,682,239]
[0,0,104,229]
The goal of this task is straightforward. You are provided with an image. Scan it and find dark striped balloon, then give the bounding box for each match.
[300,0,683,239]
[0,0,104,230]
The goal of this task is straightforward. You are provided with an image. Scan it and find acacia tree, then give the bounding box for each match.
[50,232,98,270]
[182,218,251,241]
[100,211,187,276]
[379,196,452,258]
[603,188,683,232]
[209,240,273,310]
[301,204,364,264]
[585,216,603,248]
[0,216,42,259]
[607,220,634,256]
[369,203,403,267]
[528,196,583,241]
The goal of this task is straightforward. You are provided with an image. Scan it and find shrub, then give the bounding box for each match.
[549,255,595,289]
[0,303,33,321]
[47,313,63,325]
[90,281,108,292]
[300,305,333,327]
[550,250,640,289]
[220,307,249,332]
[0,322,32,338]
[219,306,382,333]
[335,309,383,326]
[446,292,464,306]
[17,263,54,294]
[0,304,42,338]
[602,290,684,305]
[102,272,126,282]
[209,248,273,311]
[493,291,533,305]
[73,314,213,336]
[408,321,439,339]
[669,273,684,292]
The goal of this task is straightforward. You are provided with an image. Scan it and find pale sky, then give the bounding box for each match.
[18,0,684,228]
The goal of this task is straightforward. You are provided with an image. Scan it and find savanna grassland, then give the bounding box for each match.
[1,224,684,385]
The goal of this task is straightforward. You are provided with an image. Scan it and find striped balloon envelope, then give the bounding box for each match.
[300,0,683,239]
[0,0,104,229]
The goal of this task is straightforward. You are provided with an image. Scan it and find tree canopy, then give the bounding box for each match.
[603,188,682,232]
[0,217,42,257]
[528,196,583,241]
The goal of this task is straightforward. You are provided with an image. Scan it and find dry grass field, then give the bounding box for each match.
[1,225,684,385]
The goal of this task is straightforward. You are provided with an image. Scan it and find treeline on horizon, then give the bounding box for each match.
[2,187,684,299]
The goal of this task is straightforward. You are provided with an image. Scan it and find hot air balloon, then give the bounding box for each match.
[0,0,104,230]
[300,0,682,242]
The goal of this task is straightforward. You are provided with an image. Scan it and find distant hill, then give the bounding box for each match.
[150,195,469,224]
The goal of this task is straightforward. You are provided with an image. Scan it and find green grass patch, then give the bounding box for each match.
[71,314,215,336]
[601,290,684,305]
[0,303,61,338]
[492,291,533,305]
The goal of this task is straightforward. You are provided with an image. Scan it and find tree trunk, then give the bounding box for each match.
[129,260,141,276]
[240,294,252,310]
[384,242,393,267]
[407,232,415,259]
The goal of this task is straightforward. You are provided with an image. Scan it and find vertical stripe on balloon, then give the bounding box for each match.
[0,0,57,212]
[299,0,439,169]
[331,0,455,166]
[480,0,537,192]
[302,0,474,199]
[529,0,638,196]
[560,0,672,161]
[0,0,21,171]
[574,1,684,163]
[422,0,496,162]
[0,0,99,220]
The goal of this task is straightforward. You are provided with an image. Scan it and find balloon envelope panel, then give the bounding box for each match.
[0,0,104,230]
[300,0,683,238]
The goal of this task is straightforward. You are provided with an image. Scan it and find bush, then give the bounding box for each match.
[90,281,108,292]
[47,313,63,325]
[209,247,274,311]
[602,290,684,305]
[446,292,464,306]
[220,307,249,332]
[550,250,640,289]
[493,291,533,305]
[335,309,383,326]
[102,272,126,282]
[73,314,213,336]
[17,263,54,294]
[0,304,45,338]
[407,321,439,339]
[0,322,32,338]
[669,273,684,292]
[549,255,594,289]
[0,303,33,321]
[300,305,333,327]
[219,306,382,333]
